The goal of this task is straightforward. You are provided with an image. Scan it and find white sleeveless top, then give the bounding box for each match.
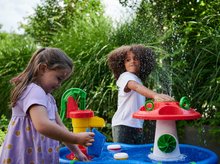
[112,72,145,128]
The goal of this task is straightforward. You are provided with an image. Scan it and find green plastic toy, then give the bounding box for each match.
[157,134,177,153]
[180,96,190,110]
[60,88,87,121]
[144,99,154,111]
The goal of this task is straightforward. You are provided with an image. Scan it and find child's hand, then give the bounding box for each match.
[65,144,90,161]
[76,132,95,147]
[154,94,175,102]
[74,150,89,161]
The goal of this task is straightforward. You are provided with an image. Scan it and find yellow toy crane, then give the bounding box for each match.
[60,88,105,133]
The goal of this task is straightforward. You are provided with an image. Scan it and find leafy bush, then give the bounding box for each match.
[0,129,6,146]
[0,115,9,146]
[50,12,116,141]
[0,33,36,117]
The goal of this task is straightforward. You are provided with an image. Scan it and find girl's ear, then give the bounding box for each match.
[38,64,47,74]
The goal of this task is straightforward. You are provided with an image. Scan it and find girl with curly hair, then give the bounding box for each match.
[108,44,174,144]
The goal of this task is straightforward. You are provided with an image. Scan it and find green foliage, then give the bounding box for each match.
[51,12,111,55]
[0,115,9,132]
[118,1,220,137]
[0,115,9,146]
[0,33,36,117]
[163,1,220,121]
[42,2,115,140]
[22,0,65,46]
[22,0,105,47]
[0,129,6,146]
[127,0,220,124]
[1,0,116,141]
[20,0,115,139]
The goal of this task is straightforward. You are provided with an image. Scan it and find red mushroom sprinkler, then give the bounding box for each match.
[133,97,201,161]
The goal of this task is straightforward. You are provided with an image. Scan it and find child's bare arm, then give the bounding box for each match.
[29,105,94,146]
[55,112,95,147]
[55,112,90,161]
[126,80,174,101]
[65,144,88,161]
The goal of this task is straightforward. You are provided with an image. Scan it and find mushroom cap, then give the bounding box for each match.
[133,101,201,120]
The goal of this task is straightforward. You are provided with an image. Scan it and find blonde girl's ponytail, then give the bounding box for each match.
[10,47,73,107]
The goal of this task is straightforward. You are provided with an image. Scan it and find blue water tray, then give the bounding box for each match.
[59,142,218,164]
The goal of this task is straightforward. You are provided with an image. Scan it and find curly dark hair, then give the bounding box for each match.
[107,44,156,81]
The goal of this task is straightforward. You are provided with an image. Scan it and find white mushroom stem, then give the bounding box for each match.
[149,120,181,160]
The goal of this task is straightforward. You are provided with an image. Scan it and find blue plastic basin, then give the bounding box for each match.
[59,143,218,164]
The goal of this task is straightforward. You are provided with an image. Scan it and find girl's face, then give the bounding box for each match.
[37,66,71,93]
[124,51,140,74]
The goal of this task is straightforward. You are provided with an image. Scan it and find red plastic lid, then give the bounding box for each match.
[133,101,201,120]
[69,109,94,118]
